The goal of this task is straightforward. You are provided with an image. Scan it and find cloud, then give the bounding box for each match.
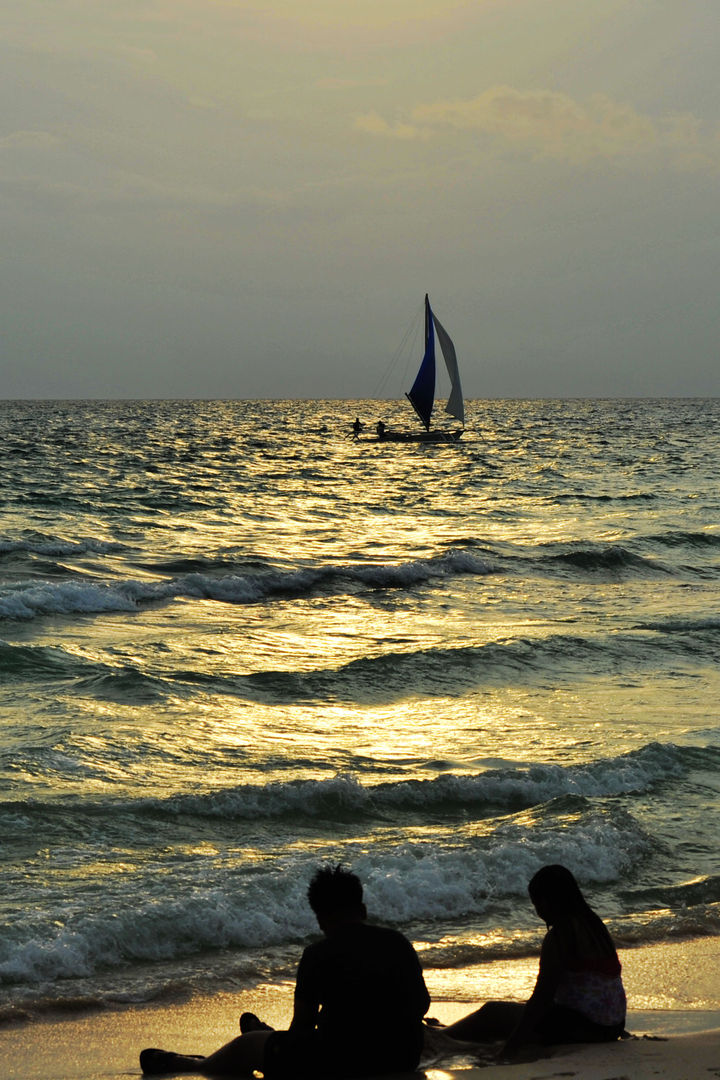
[356,86,720,169]
[354,111,427,141]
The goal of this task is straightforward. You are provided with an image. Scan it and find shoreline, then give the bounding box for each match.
[1,936,719,1079]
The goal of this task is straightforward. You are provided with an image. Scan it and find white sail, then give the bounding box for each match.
[433,314,465,426]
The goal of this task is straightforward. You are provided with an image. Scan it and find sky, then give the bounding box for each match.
[1,0,719,399]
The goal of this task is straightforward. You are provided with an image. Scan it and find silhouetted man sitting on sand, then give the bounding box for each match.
[140,864,430,1077]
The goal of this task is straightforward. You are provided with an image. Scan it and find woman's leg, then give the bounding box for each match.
[445,1001,524,1042]
[536,1006,626,1046]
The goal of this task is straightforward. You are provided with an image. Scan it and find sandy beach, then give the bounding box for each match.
[1,936,718,1080]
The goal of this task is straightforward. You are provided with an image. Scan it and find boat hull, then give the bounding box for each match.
[369,429,463,443]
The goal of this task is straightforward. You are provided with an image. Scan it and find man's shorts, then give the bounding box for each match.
[262,1027,423,1079]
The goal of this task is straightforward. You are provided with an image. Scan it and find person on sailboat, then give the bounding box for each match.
[376,420,386,440]
[352,417,363,439]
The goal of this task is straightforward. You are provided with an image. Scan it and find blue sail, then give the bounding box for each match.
[406,294,436,431]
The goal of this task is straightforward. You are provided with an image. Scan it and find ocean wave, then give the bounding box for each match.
[635,616,720,633]
[0,580,161,621]
[0,534,126,558]
[550,492,657,503]
[0,802,652,992]
[0,640,187,706]
[73,669,179,704]
[228,629,719,703]
[140,555,252,574]
[2,743,710,835]
[157,743,696,821]
[462,536,718,581]
[0,551,494,621]
[2,622,714,708]
[159,743,720,819]
[641,530,720,549]
[2,535,717,624]
[0,749,717,1001]
[176,549,494,602]
[488,532,720,578]
[540,544,670,575]
[621,873,720,911]
[0,640,104,681]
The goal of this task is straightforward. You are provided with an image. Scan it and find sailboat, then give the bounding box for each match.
[375,294,465,443]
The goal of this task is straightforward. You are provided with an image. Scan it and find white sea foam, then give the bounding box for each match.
[0,551,494,621]
[0,581,146,619]
[153,743,688,820]
[0,808,652,988]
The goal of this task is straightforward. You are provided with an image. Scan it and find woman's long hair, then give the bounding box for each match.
[528,864,618,965]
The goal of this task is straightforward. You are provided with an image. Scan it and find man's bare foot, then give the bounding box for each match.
[139,1048,205,1075]
[239,1012,273,1034]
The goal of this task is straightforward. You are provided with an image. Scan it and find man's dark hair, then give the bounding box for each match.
[307,864,364,917]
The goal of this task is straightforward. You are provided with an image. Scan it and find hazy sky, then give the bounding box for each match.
[2,1,719,399]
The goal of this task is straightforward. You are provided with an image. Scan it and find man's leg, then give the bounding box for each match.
[140,1031,271,1076]
[202,1031,271,1074]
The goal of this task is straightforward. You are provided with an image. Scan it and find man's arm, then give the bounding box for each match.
[288,990,320,1033]
[289,947,320,1033]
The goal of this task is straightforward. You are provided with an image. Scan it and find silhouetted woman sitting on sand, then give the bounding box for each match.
[444,864,626,1057]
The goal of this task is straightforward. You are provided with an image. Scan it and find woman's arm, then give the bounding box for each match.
[502,932,563,1055]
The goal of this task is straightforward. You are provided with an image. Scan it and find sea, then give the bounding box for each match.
[1,397,720,1023]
